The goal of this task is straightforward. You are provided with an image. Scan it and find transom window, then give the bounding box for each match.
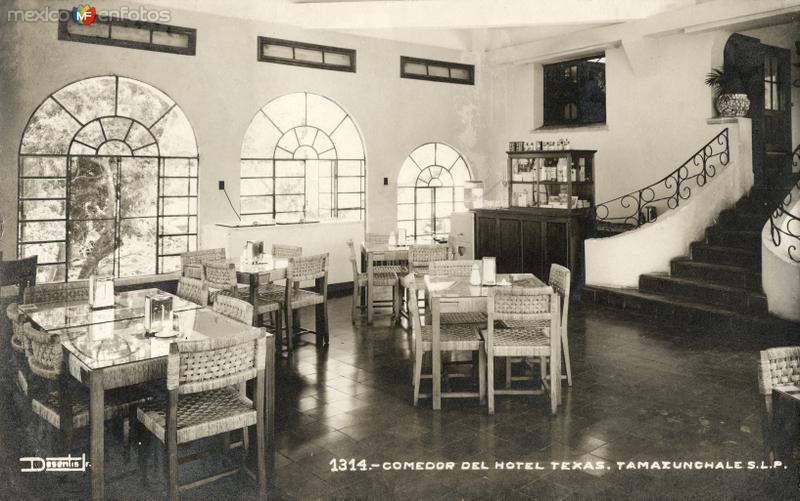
[240,92,366,223]
[18,75,199,283]
[397,143,471,239]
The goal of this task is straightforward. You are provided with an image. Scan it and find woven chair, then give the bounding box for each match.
[180,248,226,280]
[271,244,302,259]
[402,274,485,407]
[6,304,30,398]
[0,255,38,303]
[23,281,90,304]
[482,285,561,415]
[428,260,487,326]
[365,233,390,245]
[176,277,209,306]
[348,240,399,324]
[204,261,249,304]
[758,347,800,461]
[22,323,150,452]
[258,253,329,352]
[408,244,450,274]
[549,264,572,386]
[137,332,268,500]
[213,295,254,325]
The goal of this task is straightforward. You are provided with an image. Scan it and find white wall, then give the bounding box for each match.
[585,119,753,287]
[0,0,485,260]
[762,186,800,322]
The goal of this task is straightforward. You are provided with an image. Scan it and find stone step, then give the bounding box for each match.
[718,209,766,232]
[639,273,766,313]
[670,257,762,291]
[705,226,761,251]
[581,285,800,337]
[690,242,760,269]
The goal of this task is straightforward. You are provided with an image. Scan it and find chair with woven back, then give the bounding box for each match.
[402,273,485,407]
[0,255,38,303]
[428,260,487,326]
[346,239,398,324]
[482,285,561,415]
[365,233,408,276]
[212,295,255,325]
[259,253,329,352]
[137,331,268,500]
[23,280,90,304]
[176,277,209,306]
[758,347,800,462]
[503,264,573,389]
[180,248,226,280]
[21,323,151,452]
[203,260,249,304]
[271,244,302,259]
[408,244,450,274]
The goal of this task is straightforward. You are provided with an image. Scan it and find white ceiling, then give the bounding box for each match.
[141,0,701,51]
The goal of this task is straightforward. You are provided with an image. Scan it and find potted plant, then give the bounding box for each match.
[705,67,750,117]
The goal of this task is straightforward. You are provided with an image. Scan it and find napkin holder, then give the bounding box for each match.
[89,275,115,309]
[144,293,173,335]
[481,257,496,286]
[244,240,264,265]
[397,228,407,246]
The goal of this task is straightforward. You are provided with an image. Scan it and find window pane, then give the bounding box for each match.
[276,195,304,213]
[110,25,151,43]
[397,187,415,203]
[21,200,66,221]
[69,157,117,220]
[295,48,324,64]
[241,197,272,215]
[20,221,66,242]
[68,219,116,280]
[403,62,427,75]
[276,178,304,194]
[160,216,189,235]
[397,204,414,221]
[428,65,450,78]
[324,52,351,67]
[337,209,361,221]
[337,193,361,208]
[162,178,189,196]
[21,156,67,177]
[36,264,66,284]
[151,30,190,48]
[163,197,190,216]
[241,178,273,196]
[161,235,189,256]
[263,44,294,59]
[275,160,305,177]
[450,68,470,81]
[338,160,363,176]
[338,177,362,193]
[121,158,158,217]
[20,242,66,264]
[118,219,157,276]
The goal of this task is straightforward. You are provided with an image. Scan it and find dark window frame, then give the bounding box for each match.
[57,10,196,55]
[400,56,475,85]
[542,54,606,127]
[257,36,356,73]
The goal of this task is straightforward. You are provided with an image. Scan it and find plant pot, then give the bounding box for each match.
[715,93,750,117]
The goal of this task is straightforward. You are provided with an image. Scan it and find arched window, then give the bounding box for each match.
[240,92,366,222]
[18,75,199,282]
[397,143,471,239]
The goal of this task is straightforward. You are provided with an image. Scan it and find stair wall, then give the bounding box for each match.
[585,118,752,287]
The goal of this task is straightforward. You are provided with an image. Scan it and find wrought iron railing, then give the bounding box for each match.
[594,128,730,231]
[768,145,800,263]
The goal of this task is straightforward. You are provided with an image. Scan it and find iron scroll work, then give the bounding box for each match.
[593,128,730,231]
[768,145,800,263]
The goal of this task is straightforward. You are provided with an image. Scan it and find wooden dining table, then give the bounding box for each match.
[16,289,276,501]
[423,273,553,411]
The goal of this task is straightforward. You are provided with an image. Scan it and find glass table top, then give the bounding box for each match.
[17,288,202,333]
[61,308,262,370]
[424,273,550,298]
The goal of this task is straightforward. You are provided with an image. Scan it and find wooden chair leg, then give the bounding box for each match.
[223,432,231,452]
[540,356,546,387]
[413,347,423,406]
[478,346,486,404]
[323,299,330,346]
[285,305,294,353]
[351,285,358,325]
[487,353,495,415]
[505,358,512,389]
[562,330,572,386]
[167,436,179,501]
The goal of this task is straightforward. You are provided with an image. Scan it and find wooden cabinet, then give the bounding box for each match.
[474,208,587,294]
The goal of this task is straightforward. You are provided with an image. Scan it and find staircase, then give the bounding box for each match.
[583,188,800,336]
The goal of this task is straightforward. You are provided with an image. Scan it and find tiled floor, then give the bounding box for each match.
[2,296,799,500]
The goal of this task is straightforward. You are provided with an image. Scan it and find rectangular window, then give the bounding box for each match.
[257,37,356,73]
[543,55,606,126]
[400,56,474,85]
[58,10,196,55]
